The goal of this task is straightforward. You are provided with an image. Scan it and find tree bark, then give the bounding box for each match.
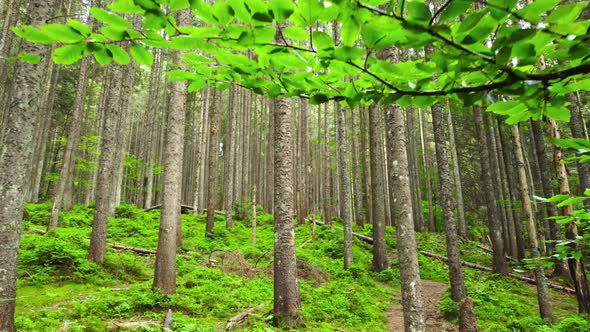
[385,104,426,331]
[88,63,124,264]
[152,8,191,294]
[407,106,425,232]
[0,0,55,330]
[547,118,590,314]
[419,109,435,232]
[369,104,388,272]
[351,108,364,226]
[224,85,236,229]
[473,105,509,275]
[336,105,353,269]
[432,103,468,302]
[447,108,466,238]
[272,97,301,328]
[510,124,553,322]
[205,89,221,235]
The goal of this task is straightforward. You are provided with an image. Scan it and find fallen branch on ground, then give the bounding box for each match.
[33,229,190,257]
[163,309,173,331]
[308,219,576,294]
[420,251,575,294]
[107,320,159,330]
[225,304,264,330]
[144,204,225,215]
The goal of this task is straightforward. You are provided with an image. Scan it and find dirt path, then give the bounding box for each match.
[387,280,458,332]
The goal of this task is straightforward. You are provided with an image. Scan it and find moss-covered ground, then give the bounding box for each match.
[15,202,588,331]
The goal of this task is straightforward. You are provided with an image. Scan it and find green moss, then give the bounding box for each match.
[15,203,582,331]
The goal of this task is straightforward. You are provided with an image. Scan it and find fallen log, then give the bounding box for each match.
[144,204,225,215]
[107,320,159,330]
[307,221,576,294]
[33,229,190,257]
[419,250,575,294]
[308,218,373,244]
[224,304,264,330]
[163,309,173,332]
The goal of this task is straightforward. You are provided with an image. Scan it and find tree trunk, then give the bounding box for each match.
[419,109,435,232]
[323,103,332,225]
[495,121,518,258]
[568,94,590,202]
[498,120,526,260]
[473,105,508,275]
[336,105,353,269]
[547,118,590,314]
[272,96,301,328]
[0,1,55,330]
[385,104,426,331]
[511,124,553,322]
[369,104,388,272]
[407,106,425,232]
[88,62,124,264]
[485,114,509,257]
[351,108,364,226]
[447,108,466,238]
[205,89,221,234]
[432,103,469,302]
[152,8,191,295]
[49,57,90,228]
[224,85,236,229]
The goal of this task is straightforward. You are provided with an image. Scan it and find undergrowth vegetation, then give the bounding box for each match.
[15,202,586,331]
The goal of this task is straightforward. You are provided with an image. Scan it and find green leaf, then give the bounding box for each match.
[282,26,308,41]
[17,53,41,64]
[12,26,53,44]
[557,196,586,208]
[105,44,130,65]
[546,2,588,24]
[516,0,561,23]
[341,16,360,47]
[68,19,91,37]
[252,11,273,22]
[169,0,190,11]
[188,78,207,92]
[546,194,569,203]
[93,46,113,66]
[109,0,145,14]
[312,31,334,51]
[310,94,329,105]
[545,105,570,122]
[168,69,201,81]
[406,0,432,24]
[52,43,86,65]
[438,0,473,22]
[90,8,133,29]
[130,43,153,66]
[269,0,295,23]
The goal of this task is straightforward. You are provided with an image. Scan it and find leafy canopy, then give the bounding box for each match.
[13,0,590,122]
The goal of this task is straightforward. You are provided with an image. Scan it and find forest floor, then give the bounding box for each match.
[386,280,457,332]
[14,202,588,331]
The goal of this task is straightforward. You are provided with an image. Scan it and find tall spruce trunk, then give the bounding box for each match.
[272,97,301,327]
[351,108,364,226]
[473,105,509,275]
[152,8,191,294]
[336,105,353,269]
[432,103,468,301]
[407,106,425,232]
[88,64,124,264]
[547,118,590,313]
[419,109,435,231]
[498,120,526,260]
[369,104,388,272]
[510,124,553,322]
[0,1,55,330]
[206,89,221,234]
[447,108,466,238]
[224,85,236,229]
[385,104,426,331]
